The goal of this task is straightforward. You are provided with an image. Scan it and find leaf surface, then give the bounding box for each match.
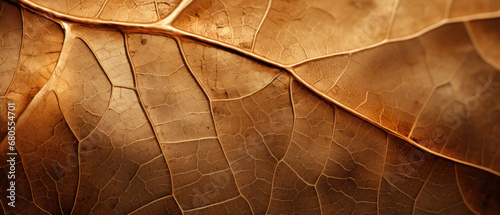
[1,0,500,214]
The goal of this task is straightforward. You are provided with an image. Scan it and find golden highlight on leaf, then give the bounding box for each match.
[253,0,395,64]
[55,37,112,140]
[174,0,268,49]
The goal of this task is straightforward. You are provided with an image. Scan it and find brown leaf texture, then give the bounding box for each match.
[1,0,500,214]
[0,1,64,144]
[27,0,181,23]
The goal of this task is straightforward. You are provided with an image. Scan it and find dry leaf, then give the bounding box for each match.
[1,0,500,214]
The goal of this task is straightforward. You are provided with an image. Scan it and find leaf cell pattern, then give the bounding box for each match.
[1,0,500,214]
